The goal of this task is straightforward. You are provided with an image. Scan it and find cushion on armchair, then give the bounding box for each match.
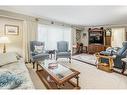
[34,45,44,54]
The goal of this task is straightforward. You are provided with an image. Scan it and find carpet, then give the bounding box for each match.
[72,54,127,75]
[72,54,97,66]
[26,59,127,89]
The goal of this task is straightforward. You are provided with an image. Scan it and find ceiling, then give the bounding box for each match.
[0,6,127,26]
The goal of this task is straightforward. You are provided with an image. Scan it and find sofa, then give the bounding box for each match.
[0,52,34,89]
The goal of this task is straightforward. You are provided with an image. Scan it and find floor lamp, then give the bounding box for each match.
[0,36,10,53]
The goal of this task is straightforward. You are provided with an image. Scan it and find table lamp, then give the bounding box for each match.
[0,36,10,53]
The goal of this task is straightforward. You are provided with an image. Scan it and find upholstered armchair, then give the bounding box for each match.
[99,42,127,69]
[30,41,49,69]
[56,41,71,62]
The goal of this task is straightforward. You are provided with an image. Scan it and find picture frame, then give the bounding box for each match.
[5,25,19,35]
[105,28,111,37]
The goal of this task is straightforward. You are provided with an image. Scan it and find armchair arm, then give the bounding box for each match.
[55,50,58,53]
[30,51,37,56]
[98,55,113,59]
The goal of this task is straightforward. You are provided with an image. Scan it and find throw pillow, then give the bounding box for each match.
[34,45,44,54]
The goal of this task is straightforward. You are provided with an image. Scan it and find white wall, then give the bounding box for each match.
[0,17,23,55]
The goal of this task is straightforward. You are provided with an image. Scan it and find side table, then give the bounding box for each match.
[121,58,127,74]
[48,50,55,59]
[83,46,87,53]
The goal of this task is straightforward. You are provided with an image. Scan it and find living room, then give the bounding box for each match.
[0,6,127,91]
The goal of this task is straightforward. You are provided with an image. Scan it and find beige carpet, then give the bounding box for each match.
[26,58,127,89]
[26,63,46,89]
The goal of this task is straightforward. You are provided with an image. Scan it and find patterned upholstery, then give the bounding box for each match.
[56,41,71,62]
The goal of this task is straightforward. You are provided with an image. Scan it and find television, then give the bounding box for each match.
[89,35,103,44]
[89,29,104,44]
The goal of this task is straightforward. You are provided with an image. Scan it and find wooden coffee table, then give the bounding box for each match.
[36,60,80,89]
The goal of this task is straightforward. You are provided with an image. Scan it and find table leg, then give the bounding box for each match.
[57,84,62,89]
[33,62,35,69]
[36,62,38,71]
[51,54,52,59]
[121,62,126,74]
[76,75,79,87]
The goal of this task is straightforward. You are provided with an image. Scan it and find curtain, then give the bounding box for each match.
[111,28,126,47]
[22,20,38,62]
[38,24,72,50]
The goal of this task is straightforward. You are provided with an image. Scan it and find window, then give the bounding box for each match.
[111,28,126,47]
[38,24,72,50]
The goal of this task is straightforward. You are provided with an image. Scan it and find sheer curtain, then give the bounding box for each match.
[38,24,72,50]
[111,28,126,47]
[22,20,38,62]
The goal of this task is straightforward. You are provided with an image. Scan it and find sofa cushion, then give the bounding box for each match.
[0,52,18,66]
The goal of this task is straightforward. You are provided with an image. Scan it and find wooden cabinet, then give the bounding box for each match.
[88,27,105,54]
[105,36,111,49]
[88,44,105,54]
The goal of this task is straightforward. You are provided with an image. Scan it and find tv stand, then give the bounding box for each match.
[88,44,105,54]
[88,27,105,54]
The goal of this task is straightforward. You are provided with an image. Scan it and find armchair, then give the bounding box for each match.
[30,41,49,69]
[56,41,71,62]
[113,42,127,69]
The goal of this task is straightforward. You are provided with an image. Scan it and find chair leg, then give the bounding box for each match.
[29,59,32,63]
[33,62,35,69]
[69,57,71,63]
[121,62,126,74]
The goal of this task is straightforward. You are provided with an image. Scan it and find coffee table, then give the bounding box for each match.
[36,60,80,89]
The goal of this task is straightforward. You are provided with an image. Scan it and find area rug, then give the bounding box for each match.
[72,54,97,66]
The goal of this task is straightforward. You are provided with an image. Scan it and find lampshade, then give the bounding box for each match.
[0,36,10,44]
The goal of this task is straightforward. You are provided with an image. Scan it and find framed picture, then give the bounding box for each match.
[5,25,19,35]
[105,28,112,37]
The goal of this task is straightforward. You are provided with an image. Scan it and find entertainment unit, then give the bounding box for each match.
[88,27,105,54]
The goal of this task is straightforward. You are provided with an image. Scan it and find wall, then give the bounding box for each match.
[0,10,83,61]
[81,27,89,46]
[0,17,23,55]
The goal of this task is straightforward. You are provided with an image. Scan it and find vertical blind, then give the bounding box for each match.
[38,24,72,50]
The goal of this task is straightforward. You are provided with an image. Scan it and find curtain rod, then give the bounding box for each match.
[0,15,24,21]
